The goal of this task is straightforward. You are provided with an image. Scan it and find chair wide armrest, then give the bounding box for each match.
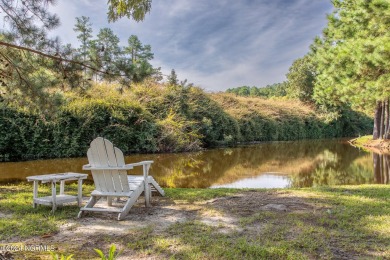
[125,161,154,167]
[82,164,134,170]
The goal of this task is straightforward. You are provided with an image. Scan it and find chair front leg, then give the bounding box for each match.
[143,163,151,207]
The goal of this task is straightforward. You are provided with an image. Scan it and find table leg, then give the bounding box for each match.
[60,180,65,195]
[77,179,83,207]
[33,181,38,208]
[52,181,57,212]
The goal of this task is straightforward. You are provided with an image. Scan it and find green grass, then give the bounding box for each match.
[163,220,307,260]
[0,183,94,240]
[0,184,389,259]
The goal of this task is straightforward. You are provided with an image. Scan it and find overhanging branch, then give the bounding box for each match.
[0,40,126,77]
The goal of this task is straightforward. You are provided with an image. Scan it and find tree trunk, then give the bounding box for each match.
[379,153,384,183]
[384,155,389,184]
[380,101,385,139]
[373,101,382,140]
[373,153,381,183]
[385,99,390,139]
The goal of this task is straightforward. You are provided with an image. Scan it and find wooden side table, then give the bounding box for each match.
[26,172,88,212]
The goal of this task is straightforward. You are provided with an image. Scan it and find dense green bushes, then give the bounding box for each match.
[0,99,158,160]
[0,81,372,161]
[232,109,371,142]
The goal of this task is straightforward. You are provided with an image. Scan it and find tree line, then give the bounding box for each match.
[226,83,287,98]
[312,0,390,140]
[227,0,390,140]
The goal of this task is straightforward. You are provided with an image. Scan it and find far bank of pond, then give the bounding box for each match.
[0,138,388,188]
[351,135,390,154]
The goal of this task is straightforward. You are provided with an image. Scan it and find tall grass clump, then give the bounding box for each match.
[212,94,372,142]
[131,81,240,147]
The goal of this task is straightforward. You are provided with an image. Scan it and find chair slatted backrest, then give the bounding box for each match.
[87,137,130,193]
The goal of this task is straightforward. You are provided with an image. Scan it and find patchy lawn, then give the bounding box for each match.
[0,184,389,259]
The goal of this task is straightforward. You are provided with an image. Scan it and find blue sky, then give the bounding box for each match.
[50,0,333,91]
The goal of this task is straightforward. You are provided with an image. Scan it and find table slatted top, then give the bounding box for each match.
[26,172,88,182]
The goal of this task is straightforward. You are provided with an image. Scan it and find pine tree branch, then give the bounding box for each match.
[22,2,49,27]
[0,40,127,78]
[0,51,31,89]
[0,3,25,31]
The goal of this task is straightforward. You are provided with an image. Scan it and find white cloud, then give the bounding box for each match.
[48,0,333,91]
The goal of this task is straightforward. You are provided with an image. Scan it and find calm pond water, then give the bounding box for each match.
[0,139,388,188]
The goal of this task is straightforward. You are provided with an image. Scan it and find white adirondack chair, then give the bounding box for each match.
[78,137,164,220]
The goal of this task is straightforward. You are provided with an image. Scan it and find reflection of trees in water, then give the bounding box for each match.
[152,150,240,188]
[373,153,390,184]
[152,140,369,188]
[292,163,373,188]
[290,147,383,188]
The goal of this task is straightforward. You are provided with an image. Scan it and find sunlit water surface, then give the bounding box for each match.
[0,139,389,188]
